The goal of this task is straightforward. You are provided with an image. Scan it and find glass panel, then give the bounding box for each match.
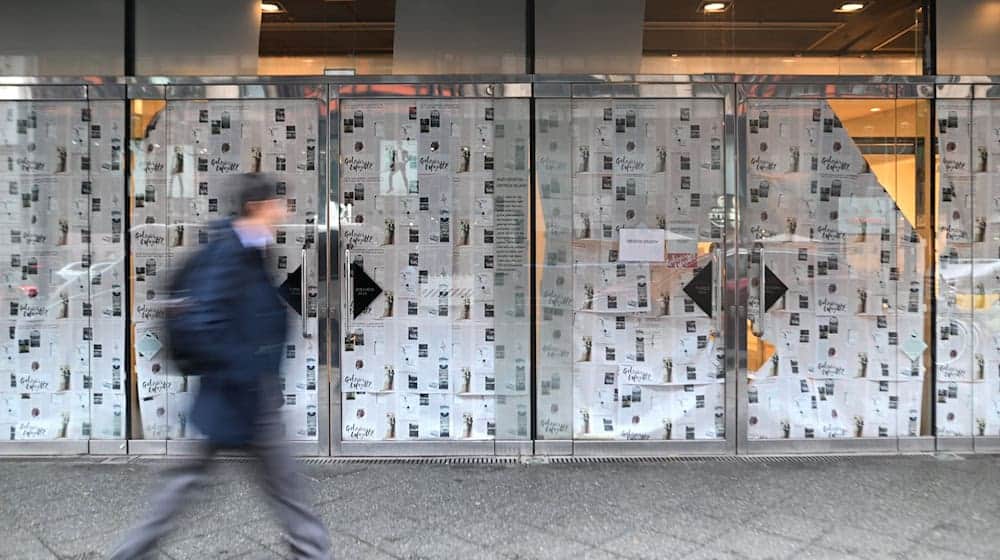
[0,98,126,441]
[743,97,930,441]
[259,0,397,75]
[129,96,324,441]
[933,98,978,438]
[339,97,531,443]
[900,96,935,438]
[0,1,125,76]
[535,98,574,440]
[967,98,1000,438]
[261,0,527,76]
[88,100,129,440]
[641,1,925,76]
[537,97,727,442]
[170,0,927,77]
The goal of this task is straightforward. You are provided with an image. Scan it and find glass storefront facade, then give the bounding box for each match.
[8,0,1000,457]
[0,74,984,457]
[0,87,127,452]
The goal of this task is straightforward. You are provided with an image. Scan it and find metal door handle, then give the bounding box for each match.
[711,244,722,323]
[752,246,765,337]
[301,249,311,338]
[344,248,352,335]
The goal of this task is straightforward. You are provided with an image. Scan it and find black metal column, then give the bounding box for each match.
[124,0,135,76]
[922,0,936,76]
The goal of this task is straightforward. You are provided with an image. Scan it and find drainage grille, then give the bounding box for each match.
[130,455,523,466]
[543,455,843,465]
[124,454,848,465]
[298,456,521,466]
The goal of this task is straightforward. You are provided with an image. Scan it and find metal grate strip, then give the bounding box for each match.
[299,456,522,465]
[545,455,845,464]
[131,455,524,466]
[124,454,848,465]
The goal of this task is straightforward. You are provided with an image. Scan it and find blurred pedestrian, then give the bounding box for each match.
[109,173,331,560]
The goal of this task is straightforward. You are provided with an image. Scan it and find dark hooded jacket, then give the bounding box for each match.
[184,220,287,446]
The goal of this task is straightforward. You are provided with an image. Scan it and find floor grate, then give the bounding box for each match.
[130,455,525,466]
[122,454,850,466]
[298,456,522,466]
[543,455,843,465]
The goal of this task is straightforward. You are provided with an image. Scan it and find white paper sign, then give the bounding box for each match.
[619,229,665,262]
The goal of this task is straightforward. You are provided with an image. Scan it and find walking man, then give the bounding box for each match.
[110,173,331,559]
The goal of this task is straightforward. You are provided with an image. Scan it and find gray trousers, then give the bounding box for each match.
[109,412,331,560]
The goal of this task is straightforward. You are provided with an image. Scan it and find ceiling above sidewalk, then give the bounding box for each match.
[259,0,922,57]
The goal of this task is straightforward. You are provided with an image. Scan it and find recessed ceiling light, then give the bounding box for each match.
[835,2,867,13]
[261,1,286,13]
[701,2,731,14]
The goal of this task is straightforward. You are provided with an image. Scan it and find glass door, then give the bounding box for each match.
[128,85,327,454]
[934,85,1000,451]
[534,84,735,454]
[739,84,933,451]
[336,88,531,453]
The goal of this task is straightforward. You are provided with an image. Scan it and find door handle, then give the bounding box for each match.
[344,248,352,336]
[301,249,311,339]
[711,243,722,323]
[751,246,765,338]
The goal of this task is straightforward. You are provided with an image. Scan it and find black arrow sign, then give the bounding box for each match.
[681,263,788,317]
[278,266,303,316]
[683,262,714,318]
[351,262,383,319]
[763,266,788,312]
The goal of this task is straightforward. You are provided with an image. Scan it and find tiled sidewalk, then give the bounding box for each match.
[1,454,996,559]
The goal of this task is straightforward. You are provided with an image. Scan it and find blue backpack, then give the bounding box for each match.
[164,239,223,375]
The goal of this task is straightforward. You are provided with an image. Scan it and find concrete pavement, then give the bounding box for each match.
[1,454,996,559]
